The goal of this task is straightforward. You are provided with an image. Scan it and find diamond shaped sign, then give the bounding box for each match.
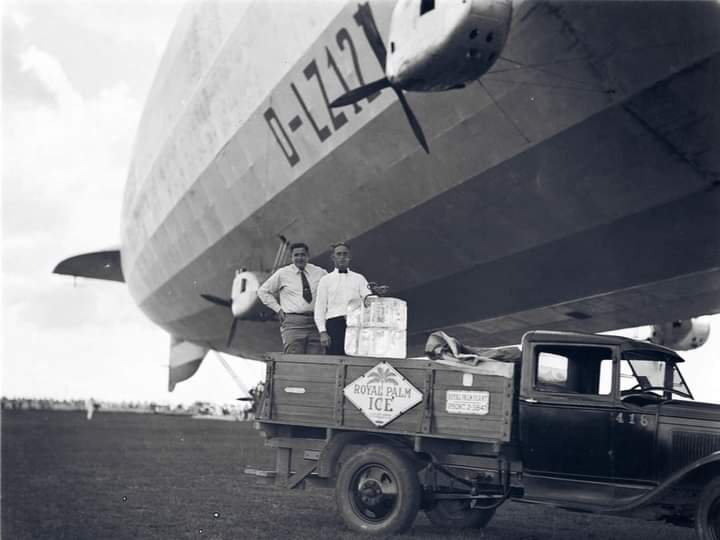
[344,362,423,427]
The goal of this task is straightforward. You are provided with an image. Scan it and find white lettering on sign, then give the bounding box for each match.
[344,362,423,427]
[446,390,490,415]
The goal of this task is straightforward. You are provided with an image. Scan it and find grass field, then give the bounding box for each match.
[2,411,696,540]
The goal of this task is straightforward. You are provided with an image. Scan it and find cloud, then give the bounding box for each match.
[19,45,81,109]
[5,273,135,331]
[3,44,141,337]
[1,14,55,106]
[2,298,170,402]
[9,10,31,30]
[61,1,183,60]
[0,0,209,405]
[3,44,140,243]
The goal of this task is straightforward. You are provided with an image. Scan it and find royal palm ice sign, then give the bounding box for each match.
[344,362,422,427]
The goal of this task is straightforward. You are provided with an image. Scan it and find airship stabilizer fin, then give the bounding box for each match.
[169,337,208,392]
[53,249,124,282]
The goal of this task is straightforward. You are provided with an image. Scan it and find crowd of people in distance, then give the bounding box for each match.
[1,386,265,422]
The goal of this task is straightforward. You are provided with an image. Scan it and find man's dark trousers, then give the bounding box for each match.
[326,316,346,355]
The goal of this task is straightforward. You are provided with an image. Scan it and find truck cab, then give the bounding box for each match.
[519,331,719,522]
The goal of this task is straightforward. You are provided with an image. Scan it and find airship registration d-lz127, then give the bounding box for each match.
[55,0,720,389]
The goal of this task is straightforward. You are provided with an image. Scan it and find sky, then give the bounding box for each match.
[1,0,718,406]
[1,0,264,405]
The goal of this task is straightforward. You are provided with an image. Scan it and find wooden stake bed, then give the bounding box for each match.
[257,353,516,443]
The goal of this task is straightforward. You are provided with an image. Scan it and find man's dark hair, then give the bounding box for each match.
[290,242,309,253]
[331,241,350,252]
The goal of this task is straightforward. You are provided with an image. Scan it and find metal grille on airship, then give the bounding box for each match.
[345,297,407,359]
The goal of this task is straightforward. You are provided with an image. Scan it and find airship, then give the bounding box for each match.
[55,0,720,389]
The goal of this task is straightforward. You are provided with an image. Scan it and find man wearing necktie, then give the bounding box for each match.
[257,242,327,353]
[314,242,369,355]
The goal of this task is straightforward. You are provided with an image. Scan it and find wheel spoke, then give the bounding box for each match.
[380,473,398,496]
[364,466,387,483]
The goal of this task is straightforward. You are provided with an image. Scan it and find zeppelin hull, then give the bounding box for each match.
[121,1,720,358]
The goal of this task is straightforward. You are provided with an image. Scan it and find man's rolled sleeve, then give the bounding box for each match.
[257,271,282,313]
[357,274,369,298]
[314,277,329,333]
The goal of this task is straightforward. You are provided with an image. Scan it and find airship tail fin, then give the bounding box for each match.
[53,249,124,282]
[169,337,208,392]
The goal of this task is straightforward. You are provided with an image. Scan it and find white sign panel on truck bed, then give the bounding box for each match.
[344,362,423,427]
[445,390,490,415]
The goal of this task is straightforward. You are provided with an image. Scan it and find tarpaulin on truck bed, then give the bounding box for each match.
[425,331,521,366]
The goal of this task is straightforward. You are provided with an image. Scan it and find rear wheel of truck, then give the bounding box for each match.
[696,477,720,540]
[336,445,420,535]
[425,500,496,529]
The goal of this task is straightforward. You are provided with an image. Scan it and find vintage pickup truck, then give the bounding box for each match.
[249,331,720,537]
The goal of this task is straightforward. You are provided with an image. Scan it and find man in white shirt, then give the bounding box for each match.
[257,242,327,353]
[314,242,369,355]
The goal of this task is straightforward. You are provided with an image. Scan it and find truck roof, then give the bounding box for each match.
[521,330,685,362]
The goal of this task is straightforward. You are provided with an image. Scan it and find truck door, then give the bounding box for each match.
[613,351,693,494]
[519,343,617,505]
[612,352,674,489]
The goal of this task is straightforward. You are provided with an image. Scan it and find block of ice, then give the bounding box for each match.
[345,297,407,358]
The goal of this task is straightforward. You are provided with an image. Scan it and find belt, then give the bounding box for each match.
[286,312,314,316]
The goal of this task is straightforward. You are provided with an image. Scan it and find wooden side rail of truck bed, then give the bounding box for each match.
[256,353,516,444]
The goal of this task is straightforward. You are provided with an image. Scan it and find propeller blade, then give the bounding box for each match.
[393,87,429,154]
[355,2,387,69]
[226,317,239,347]
[201,294,232,308]
[330,78,390,108]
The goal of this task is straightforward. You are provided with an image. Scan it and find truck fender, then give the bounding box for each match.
[317,431,410,478]
[610,450,720,513]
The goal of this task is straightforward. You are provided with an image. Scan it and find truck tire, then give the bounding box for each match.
[696,477,720,540]
[336,445,420,535]
[425,500,496,529]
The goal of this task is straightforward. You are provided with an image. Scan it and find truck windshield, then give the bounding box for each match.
[621,350,693,399]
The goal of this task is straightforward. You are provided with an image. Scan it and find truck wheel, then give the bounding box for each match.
[696,477,720,540]
[425,500,496,529]
[336,445,420,535]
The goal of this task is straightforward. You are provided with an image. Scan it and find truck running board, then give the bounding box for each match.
[244,463,318,490]
[243,467,277,478]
